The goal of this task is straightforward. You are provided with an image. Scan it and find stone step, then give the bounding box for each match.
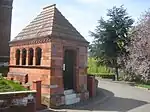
[65,97,80,105]
[64,89,74,95]
[65,93,76,100]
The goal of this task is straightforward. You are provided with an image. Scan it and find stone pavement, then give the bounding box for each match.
[39,79,150,112]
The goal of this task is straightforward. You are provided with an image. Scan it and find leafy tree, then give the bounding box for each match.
[90,5,134,80]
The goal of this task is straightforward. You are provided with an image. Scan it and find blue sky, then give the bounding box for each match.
[11,0,150,43]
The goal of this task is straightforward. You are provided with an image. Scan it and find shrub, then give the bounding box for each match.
[88,58,113,74]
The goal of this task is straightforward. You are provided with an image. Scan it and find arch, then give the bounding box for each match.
[22,48,27,65]
[15,49,20,65]
[28,48,34,65]
[35,47,42,65]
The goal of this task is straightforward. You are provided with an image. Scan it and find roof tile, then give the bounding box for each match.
[12,4,88,43]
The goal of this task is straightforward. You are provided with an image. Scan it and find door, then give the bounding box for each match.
[63,50,76,90]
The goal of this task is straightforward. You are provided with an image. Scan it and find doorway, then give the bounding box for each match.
[63,49,76,90]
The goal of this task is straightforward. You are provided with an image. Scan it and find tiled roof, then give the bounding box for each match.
[12,4,88,43]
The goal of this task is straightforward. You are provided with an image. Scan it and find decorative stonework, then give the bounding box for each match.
[9,36,51,47]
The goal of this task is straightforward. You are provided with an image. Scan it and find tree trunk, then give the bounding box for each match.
[115,67,119,81]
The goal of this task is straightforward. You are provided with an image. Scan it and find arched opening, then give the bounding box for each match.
[28,48,34,65]
[35,47,42,65]
[22,48,27,65]
[15,49,20,65]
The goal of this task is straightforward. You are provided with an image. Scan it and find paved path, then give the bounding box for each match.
[42,80,150,112]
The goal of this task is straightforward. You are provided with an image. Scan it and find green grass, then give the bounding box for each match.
[0,77,28,92]
[136,83,150,89]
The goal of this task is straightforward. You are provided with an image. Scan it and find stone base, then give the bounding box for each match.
[42,94,65,108]
[42,91,89,108]
[79,91,89,101]
[41,94,51,107]
[50,94,65,107]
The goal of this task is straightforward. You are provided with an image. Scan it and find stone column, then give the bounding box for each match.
[40,49,43,65]
[33,48,36,65]
[20,50,22,65]
[26,48,29,65]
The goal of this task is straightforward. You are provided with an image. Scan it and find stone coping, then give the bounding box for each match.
[9,65,51,69]
[0,90,36,95]
[0,56,9,58]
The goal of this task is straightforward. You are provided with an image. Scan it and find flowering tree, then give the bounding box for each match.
[124,10,150,83]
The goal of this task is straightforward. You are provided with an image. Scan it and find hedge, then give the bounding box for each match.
[88,73,115,80]
[88,58,113,74]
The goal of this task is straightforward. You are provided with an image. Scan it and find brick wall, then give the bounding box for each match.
[51,38,88,94]
[9,42,51,94]
[10,42,51,66]
[9,37,88,97]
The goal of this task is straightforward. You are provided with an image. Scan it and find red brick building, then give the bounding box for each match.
[0,0,13,63]
[9,4,89,106]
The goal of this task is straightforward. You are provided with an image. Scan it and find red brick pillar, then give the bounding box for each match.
[32,80,42,110]
[76,48,80,92]
[87,76,96,97]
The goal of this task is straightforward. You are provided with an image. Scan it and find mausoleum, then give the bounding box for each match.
[9,4,89,106]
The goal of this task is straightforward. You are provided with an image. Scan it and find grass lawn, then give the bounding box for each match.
[0,77,27,92]
[136,83,150,89]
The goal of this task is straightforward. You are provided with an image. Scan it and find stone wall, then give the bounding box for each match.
[0,91,36,112]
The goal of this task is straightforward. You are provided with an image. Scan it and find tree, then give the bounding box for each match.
[124,10,150,83]
[90,5,134,80]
